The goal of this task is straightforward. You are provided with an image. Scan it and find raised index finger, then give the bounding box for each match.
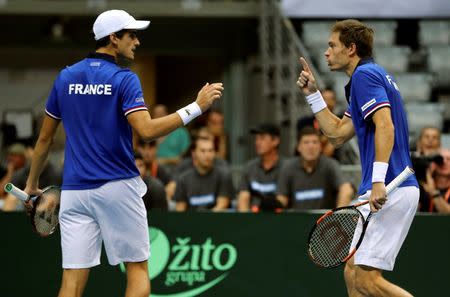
[299,57,312,73]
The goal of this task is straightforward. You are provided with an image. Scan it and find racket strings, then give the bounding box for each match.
[309,209,362,267]
[33,188,61,236]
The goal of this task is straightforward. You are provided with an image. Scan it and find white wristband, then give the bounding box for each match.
[372,162,388,183]
[305,91,327,114]
[176,102,202,125]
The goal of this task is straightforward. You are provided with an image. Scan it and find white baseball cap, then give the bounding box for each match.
[93,9,150,40]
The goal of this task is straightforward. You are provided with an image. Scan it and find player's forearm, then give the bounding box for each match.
[140,113,184,141]
[26,137,53,189]
[315,109,354,147]
[314,108,341,134]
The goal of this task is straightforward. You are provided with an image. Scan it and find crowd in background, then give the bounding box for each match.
[0,88,449,214]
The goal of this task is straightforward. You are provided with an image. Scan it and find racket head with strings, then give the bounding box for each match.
[4,183,61,237]
[307,201,368,268]
[29,186,61,237]
[307,166,415,268]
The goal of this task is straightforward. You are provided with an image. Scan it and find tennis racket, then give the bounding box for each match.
[307,166,414,268]
[4,183,61,237]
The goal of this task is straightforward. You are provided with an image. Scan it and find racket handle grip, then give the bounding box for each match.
[385,166,414,194]
[358,166,414,201]
[4,183,30,202]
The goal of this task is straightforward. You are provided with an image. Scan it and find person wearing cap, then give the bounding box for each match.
[237,123,286,212]
[22,9,223,297]
[276,127,354,210]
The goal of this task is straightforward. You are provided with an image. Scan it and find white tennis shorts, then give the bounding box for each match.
[59,176,150,269]
[351,186,419,271]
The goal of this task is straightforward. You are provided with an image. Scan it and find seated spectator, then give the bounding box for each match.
[173,136,234,212]
[296,88,357,164]
[206,109,228,160]
[413,126,441,156]
[152,104,191,167]
[136,139,173,186]
[237,123,286,212]
[276,127,354,209]
[2,146,61,211]
[135,151,168,211]
[167,127,230,203]
[172,127,230,178]
[411,126,443,209]
[0,143,28,202]
[419,148,450,213]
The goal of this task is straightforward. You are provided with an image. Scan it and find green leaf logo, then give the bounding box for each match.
[149,227,171,279]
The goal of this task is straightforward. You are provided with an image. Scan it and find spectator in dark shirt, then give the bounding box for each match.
[277,127,354,209]
[2,146,61,211]
[173,136,233,211]
[237,123,285,212]
[135,151,168,211]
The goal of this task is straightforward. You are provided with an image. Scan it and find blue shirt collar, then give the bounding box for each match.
[87,52,117,64]
[344,57,374,103]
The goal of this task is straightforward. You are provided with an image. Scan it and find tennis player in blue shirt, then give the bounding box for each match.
[24,9,223,297]
[297,19,418,297]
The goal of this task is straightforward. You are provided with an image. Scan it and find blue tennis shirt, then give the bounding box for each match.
[344,58,418,195]
[45,53,147,190]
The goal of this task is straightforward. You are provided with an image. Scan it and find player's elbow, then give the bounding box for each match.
[136,130,157,142]
[127,111,160,141]
[134,123,160,142]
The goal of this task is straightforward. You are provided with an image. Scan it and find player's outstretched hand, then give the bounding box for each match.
[195,82,224,112]
[297,57,318,96]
